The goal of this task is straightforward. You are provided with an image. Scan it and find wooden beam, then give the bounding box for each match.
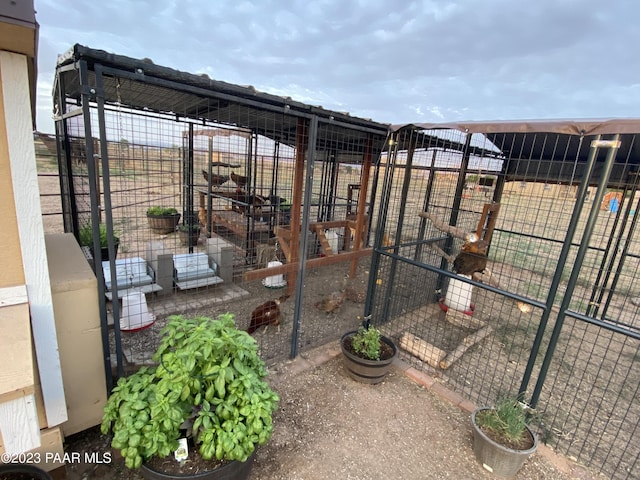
[287,118,308,295]
[399,332,447,368]
[314,226,335,256]
[350,134,373,278]
[244,248,373,282]
[476,203,501,244]
[440,325,493,370]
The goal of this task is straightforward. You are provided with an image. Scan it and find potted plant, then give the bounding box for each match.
[78,222,119,261]
[471,396,539,478]
[101,313,278,480]
[0,464,52,480]
[178,223,201,246]
[340,322,397,384]
[147,206,181,234]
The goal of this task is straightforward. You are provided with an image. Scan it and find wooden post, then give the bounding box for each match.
[287,118,308,296]
[350,134,373,278]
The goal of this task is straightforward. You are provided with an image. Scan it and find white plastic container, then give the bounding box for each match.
[445,274,473,312]
[325,229,339,254]
[120,292,155,331]
[263,260,286,288]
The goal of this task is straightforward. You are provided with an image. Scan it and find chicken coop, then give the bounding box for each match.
[51,44,388,388]
[366,120,640,480]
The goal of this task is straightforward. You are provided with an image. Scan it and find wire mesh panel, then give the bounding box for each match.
[368,122,640,480]
[52,45,388,385]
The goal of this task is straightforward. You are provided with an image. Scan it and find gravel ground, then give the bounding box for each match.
[61,344,597,480]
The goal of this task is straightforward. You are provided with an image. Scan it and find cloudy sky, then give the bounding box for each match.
[34,0,639,134]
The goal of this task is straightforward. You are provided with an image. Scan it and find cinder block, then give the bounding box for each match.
[206,237,234,283]
[146,241,174,295]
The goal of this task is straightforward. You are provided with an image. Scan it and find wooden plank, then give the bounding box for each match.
[3,52,66,426]
[15,427,64,472]
[399,332,447,368]
[275,234,292,263]
[0,302,33,395]
[350,134,373,277]
[0,386,35,404]
[0,285,28,307]
[0,393,40,454]
[244,248,373,282]
[308,220,349,230]
[440,325,493,370]
[287,118,308,296]
[314,226,335,256]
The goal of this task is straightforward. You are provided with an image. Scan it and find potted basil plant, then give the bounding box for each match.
[101,313,279,479]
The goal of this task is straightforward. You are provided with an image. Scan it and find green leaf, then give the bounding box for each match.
[215,373,226,398]
[205,384,215,401]
[180,384,190,401]
[129,434,141,447]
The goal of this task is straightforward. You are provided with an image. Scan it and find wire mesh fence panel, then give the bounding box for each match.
[367,123,640,480]
[536,318,639,479]
[52,46,388,383]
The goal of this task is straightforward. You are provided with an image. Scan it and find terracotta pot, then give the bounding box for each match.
[471,408,538,478]
[340,331,397,384]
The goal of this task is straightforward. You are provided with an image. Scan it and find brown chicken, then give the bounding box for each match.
[201,170,229,188]
[247,295,289,334]
[315,289,347,314]
[453,239,488,276]
[230,171,249,189]
[198,207,208,229]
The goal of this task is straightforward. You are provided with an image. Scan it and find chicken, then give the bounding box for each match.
[247,295,289,334]
[198,207,208,229]
[315,289,347,314]
[453,239,488,276]
[230,171,249,189]
[201,170,229,188]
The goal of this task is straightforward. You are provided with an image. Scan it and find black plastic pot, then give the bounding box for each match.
[90,239,119,263]
[0,464,52,479]
[471,408,538,478]
[140,449,256,480]
[340,331,397,384]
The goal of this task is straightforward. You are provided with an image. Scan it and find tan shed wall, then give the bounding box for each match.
[0,67,25,287]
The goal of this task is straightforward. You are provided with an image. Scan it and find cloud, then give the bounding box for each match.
[33,0,640,133]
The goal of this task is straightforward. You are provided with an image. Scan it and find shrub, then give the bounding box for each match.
[351,325,382,361]
[78,223,118,248]
[147,206,179,216]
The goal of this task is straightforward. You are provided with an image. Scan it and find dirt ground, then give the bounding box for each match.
[58,346,597,480]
